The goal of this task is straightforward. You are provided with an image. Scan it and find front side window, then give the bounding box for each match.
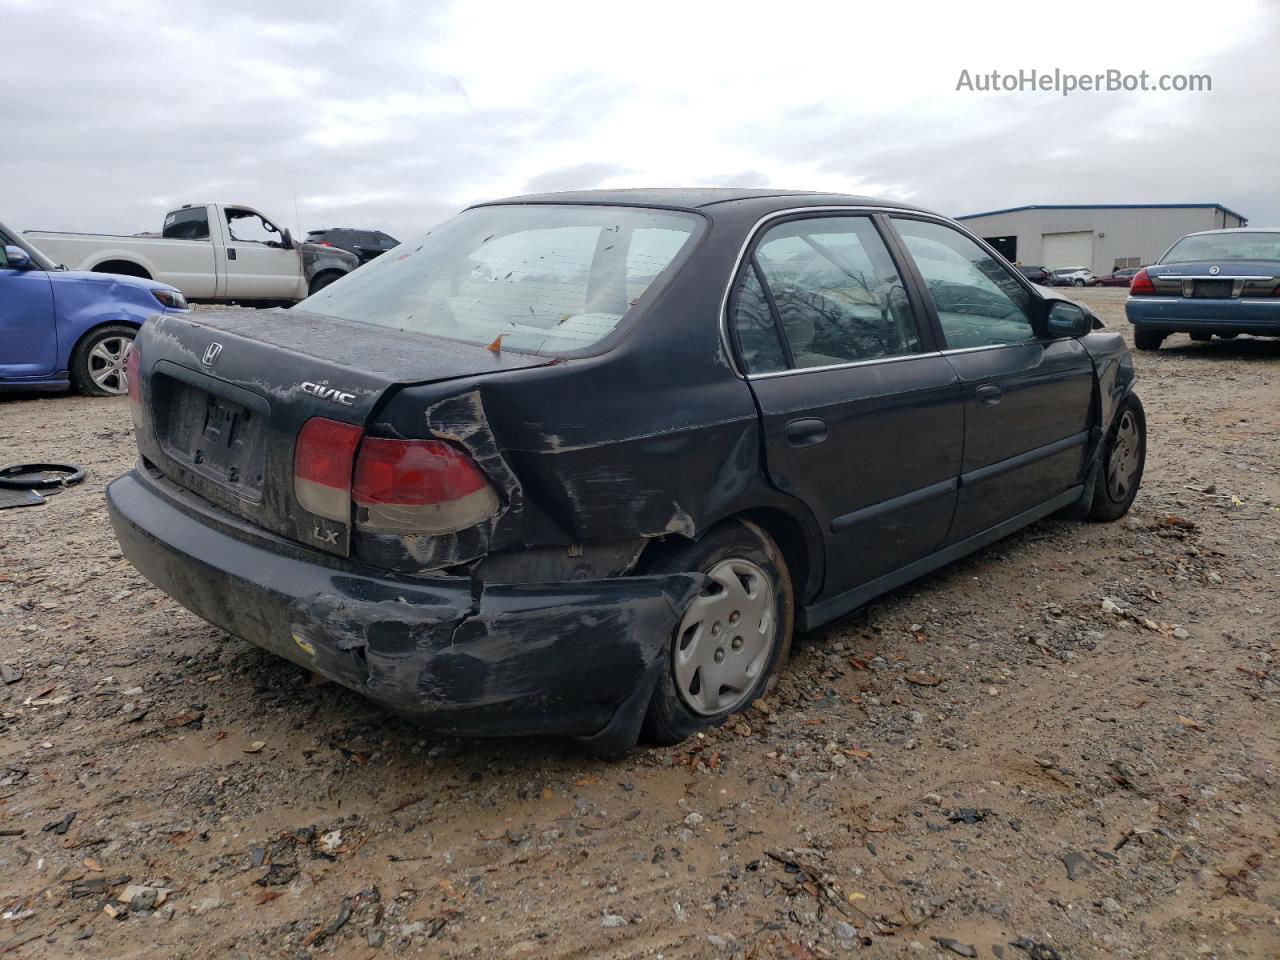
[893,218,1034,349]
[750,216,922,369]
[303,204,701,354]
[225,209,285,246]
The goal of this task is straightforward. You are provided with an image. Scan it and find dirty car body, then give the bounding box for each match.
[106,189,1139,750]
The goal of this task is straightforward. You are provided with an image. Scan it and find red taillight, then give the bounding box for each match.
[294,418,363,521]
[1129,268,1156,296]
[353,438,499,534]
[125,345,141,407]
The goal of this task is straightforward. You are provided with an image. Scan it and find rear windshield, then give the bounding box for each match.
[302,204,701,354]
[1162,232,1280,263]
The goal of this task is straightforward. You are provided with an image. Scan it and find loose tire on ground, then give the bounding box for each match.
[1089,395,1146,522]
[70,324,136,397]
[639,520,794,745]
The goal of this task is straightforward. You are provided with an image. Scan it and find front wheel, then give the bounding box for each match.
[1073,278,1086,286]
[1089,395,1146,522]
[640,520,794,745]
[1133,326,1165,351]
[70,325,136,396]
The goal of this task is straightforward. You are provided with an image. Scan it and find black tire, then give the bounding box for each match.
[1133,326,1165,351]
[1189,332,1212,342]
[70,324,136,397]
[640,520,794,745]
[308,271,343,295]
[1089,395,1146,522]
[1072,278,1086,286]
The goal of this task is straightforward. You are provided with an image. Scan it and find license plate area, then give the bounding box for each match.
[1191,279,1233,298]
[152,368,268,501]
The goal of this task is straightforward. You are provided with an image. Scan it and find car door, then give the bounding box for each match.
[0,242,57,379]
[219,207,304,299]
[732,213,965,599]
[889,216,1095,542]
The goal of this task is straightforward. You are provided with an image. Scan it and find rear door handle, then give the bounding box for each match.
[784,417,827,447]
[976,384,1003,406]
[227,248,237,261]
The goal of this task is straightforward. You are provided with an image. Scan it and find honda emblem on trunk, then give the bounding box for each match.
[202,342,223,367]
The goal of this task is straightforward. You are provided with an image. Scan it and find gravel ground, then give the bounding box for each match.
[1,288,1277,959]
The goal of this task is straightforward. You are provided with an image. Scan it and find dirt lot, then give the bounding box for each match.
[1,288,1277,959]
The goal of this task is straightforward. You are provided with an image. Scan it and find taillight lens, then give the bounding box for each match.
[1129,268,1156,295]
[294,418,363,521]
[353,438,499,534]
[125,345,141,407]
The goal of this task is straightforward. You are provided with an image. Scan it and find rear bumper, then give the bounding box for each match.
[106,470,699,744]
[1126,297,1280,335]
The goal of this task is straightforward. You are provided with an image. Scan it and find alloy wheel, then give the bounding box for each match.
[88,336,133,395]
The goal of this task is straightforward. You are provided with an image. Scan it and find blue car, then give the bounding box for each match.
[1126,227,1280,350]
[1,221,188,395]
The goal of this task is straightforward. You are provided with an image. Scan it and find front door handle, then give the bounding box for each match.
[227,248,237,261]
[784,417,827,448]
[976,384,1003,406]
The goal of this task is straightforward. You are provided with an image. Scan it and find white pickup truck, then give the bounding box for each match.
[26,203,359,303]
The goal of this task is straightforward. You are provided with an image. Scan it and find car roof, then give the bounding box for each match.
[1179,226,1279,237]
[473,187,928,214]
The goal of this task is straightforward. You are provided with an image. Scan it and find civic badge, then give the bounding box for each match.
[202,342,223,366]
[1209,265,1220,275]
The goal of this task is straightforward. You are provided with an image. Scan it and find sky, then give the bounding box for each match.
[2,0,1277,240]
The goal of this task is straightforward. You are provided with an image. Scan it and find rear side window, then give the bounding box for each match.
[892,218,1034,349]
[748,216,922,370]
[304,205,701,354]
[163,208,210,240]
[730,265,788,374]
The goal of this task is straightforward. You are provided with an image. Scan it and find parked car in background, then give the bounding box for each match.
[1049,266,1097,287]
[1096,267,1140,287]
[0,221,187,395]
[305,228,400,264]
[108,188,1145,753]
[1126,227,1280,350]
[26,203,358,303]
[1016,264,1051,284]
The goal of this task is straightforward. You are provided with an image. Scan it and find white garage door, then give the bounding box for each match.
[1041,231,1095,271]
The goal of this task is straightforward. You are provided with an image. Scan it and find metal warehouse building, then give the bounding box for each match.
[955,203,1248,275]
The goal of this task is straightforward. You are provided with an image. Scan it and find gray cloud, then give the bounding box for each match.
[1,0,1276,249]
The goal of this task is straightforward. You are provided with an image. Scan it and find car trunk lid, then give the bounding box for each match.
[132,306,549,556]
[1148,260,1279,298]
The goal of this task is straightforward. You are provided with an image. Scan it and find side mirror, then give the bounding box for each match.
[280,228,294,250]
[1045,300,1092,338]
[3,245,33,270]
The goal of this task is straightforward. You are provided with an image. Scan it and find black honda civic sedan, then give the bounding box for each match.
[107,189,1145,752]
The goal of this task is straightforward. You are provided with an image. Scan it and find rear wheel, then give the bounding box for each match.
[1072,278,1086,286]
[70,324,136,396]
[640,520,794,745]
[1089,395,1146,522]
[1133,326,1165,351]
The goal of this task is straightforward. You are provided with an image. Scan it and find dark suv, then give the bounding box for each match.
[305,228,399,264]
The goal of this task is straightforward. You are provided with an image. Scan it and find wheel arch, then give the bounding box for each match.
[637,501,824,608]
[91,258,153,280]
